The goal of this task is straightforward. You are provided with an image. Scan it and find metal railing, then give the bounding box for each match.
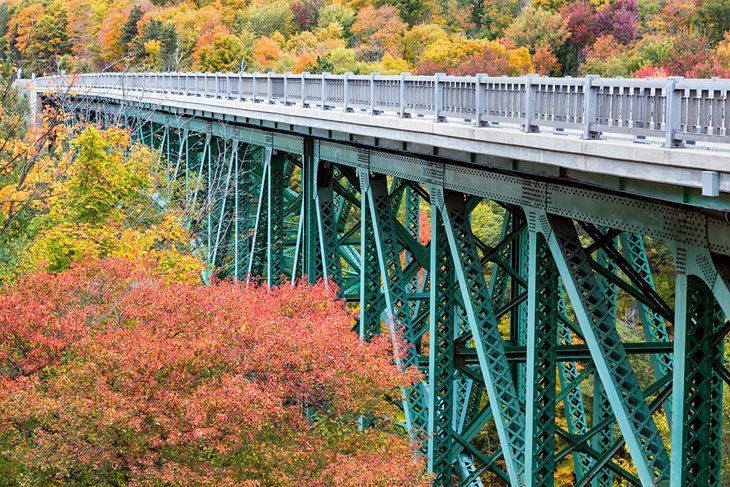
[34,72,730,147]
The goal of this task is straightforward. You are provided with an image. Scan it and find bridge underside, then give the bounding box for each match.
[70,97,730,487]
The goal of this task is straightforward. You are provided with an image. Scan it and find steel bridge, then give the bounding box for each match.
[30,72,730,486]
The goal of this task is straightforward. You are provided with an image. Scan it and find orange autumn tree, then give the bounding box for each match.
[0,258,428,485]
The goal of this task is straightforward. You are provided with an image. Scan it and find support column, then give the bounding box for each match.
[247,147,270,281]
[302,138,323,283]
[428,189,456,484]
[441,189,525,486]
[525,227,559,486]
[556,285,593,480]
[592,237,618,487]
[358,169,383,341]
[544,215,670,486]
[670,272,724,487]
[316,161,342,286]
[362,171,428,441]
[267,150,286,287]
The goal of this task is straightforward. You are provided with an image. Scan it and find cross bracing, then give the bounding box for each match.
[46,80,730,486]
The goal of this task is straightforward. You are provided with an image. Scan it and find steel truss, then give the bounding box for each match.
[75,102,730,487]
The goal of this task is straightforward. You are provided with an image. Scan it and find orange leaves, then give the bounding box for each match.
[0,258,428,484]
[253,36,283,69]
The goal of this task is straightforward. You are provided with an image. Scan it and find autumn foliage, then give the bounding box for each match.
[0,258,428,485]
[3,0,730,77]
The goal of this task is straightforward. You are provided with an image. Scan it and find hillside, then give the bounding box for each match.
[1,0,729,79]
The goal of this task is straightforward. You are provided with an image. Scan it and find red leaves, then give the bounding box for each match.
[0,258,428,484]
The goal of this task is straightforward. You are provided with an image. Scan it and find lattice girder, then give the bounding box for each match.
[525,228,559,486]
[540,214,670,486]
[440,188,526,486]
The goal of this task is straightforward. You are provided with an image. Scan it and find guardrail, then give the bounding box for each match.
[33,72,730,148]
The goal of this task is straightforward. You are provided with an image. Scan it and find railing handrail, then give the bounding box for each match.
[32,72,730,148]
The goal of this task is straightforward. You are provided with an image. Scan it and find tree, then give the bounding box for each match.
[134,19,179,70]
[506,7,570,55]
[0,258,428,485]
[253,36,282,70]
[291,0,323,32]
[235,1,293,38]
[323,46,357,73]
[351,6,406,62]
[119,5,144,55]
[695,0,730,43]
[403,24,447,65]
[2,126,203,282]
[193,32,244,72]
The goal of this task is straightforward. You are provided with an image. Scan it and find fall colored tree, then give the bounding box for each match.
[194,31,244,72]
[0,125,203,282]
[350,5,406,62]
[0,257,428,485]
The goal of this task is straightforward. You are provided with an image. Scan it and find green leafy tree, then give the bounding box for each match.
[694,0,730,44]
[118,5,143,55]
[235,1,293,38]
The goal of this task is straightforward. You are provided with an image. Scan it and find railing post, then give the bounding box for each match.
[474,73,486,127]
[582,75,601,139]
[302,72,308,107]
[283,72,289,105]
[343,72,352,112]
[664,77,684,148]
[434,72,445,122]
[370,72,379,115]
[267,72,273,103]
[252,72,258,102]
[321,72,329,109]
[400,72,410,118]
[522,74,539,133]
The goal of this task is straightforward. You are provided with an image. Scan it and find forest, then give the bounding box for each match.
[0,0,729,78]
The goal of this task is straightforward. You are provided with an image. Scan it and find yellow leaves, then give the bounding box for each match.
[376,54,410,75]
[714,31,730,70]
[506,46,532,75]
[12,126,204,282]
[0,185,29,219]
[423,35,486,64]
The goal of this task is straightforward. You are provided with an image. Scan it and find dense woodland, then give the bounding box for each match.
[0,0,729,78]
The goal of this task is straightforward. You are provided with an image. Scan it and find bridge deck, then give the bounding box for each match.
[31,73,730,210]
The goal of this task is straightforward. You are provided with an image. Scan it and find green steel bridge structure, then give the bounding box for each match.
[28,72,730,486]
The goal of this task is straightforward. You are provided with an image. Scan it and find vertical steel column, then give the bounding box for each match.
[362,171,427,440]
[358,169,383,341]
[525,227,559,486]
[428,189,456,484]
[592,236,618,487]
[247,147,270,281]
[556,284,593,480]
[621,232,673,417]
[441,189,525,486]
[670,272,724,487]
[302,138,323,283]
[316,161,342,286]
[267,150,286,287]
[544,215,670,486]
